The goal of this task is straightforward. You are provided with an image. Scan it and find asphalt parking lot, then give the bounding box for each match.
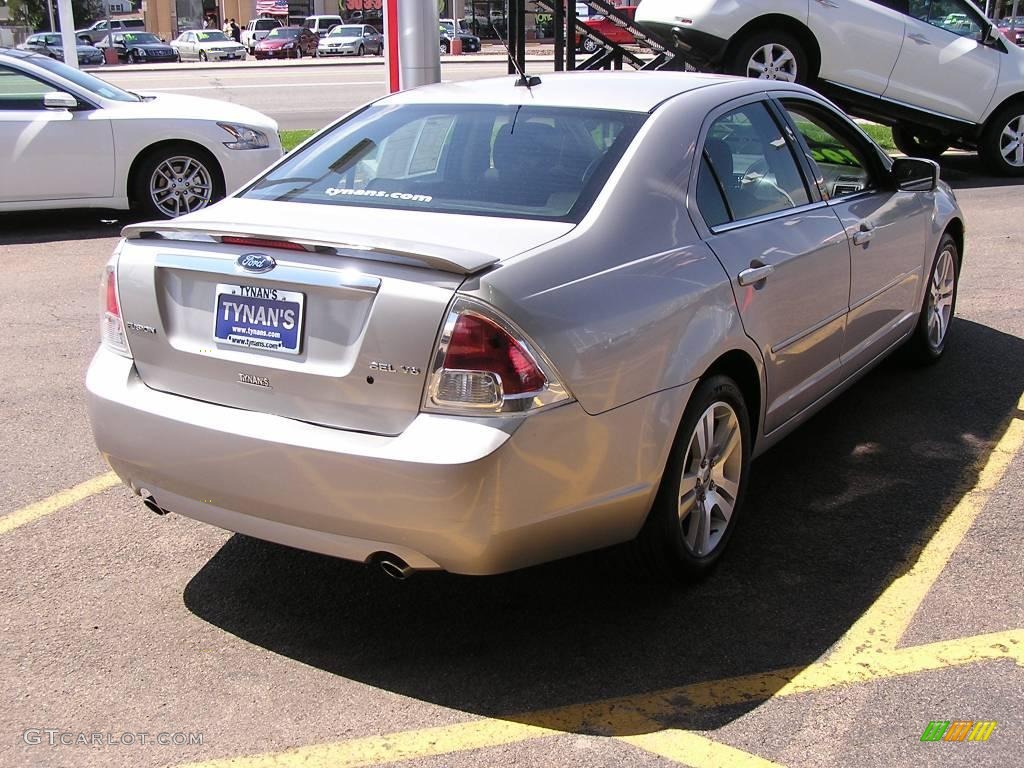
[0,153,1021,768]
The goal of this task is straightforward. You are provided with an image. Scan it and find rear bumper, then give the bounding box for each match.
[87,347,684,574]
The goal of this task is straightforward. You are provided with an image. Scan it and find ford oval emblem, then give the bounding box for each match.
[237,252,276,273]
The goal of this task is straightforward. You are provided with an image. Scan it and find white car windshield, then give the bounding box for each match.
[21,55,141,101]
[196,31,231,42]
[244,104,644,222]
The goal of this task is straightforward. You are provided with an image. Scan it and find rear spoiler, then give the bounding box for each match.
[121,222,499,276]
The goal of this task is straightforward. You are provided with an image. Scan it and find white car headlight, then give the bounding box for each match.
[218,123,270,150]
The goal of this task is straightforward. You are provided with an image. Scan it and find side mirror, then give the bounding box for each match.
[43,91,78,110]
[980,22,999,46]
[892,157,939,192]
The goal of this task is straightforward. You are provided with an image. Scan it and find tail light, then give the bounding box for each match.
[100,262,131,357]
[424,297,571,415]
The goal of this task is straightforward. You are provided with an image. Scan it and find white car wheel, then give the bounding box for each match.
[729,30,809,85]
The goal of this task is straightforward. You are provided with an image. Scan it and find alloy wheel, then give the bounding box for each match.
[999,114,1024,168]
[927,246,956,350]
[678,401,743,557]
[148,155,214,218]
[746,43,798,81]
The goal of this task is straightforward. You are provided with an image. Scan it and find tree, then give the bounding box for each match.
[9,0,104,32]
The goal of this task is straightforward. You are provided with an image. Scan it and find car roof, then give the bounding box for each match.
[384,71,759,114]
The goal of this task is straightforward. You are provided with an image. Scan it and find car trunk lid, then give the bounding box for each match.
[116,199,574,435]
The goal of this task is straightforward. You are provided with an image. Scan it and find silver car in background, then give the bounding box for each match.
[317,25,384,56]
[86,73,964,579]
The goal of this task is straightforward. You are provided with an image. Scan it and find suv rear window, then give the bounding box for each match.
[243,104,645,222]
[256,20,279,30]
[124,19,145,28]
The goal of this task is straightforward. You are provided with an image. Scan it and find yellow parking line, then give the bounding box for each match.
[177,719,560,768]
[620,730,787,768]
[828,394,1024,661]
[178,629,1022,768]
[0,471,120,536]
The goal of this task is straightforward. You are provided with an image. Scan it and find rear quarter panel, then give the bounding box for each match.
[464,83,764,418]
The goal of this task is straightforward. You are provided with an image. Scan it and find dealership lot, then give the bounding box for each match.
[1,143,1022,768]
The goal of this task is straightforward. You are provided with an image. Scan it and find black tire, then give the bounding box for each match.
[199,50,208,62]
[440,40,450,54]
[626,375,752,580]
[906,233,960,364]
[127,51,138,64]
[979,102,1024,177]
[131,143,225,220]
[891,124,950,160]
[581,36,599,54]
[357,44,364,56]
[727,28,810,85]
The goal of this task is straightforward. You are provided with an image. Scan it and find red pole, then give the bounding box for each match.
[385,0,401,93]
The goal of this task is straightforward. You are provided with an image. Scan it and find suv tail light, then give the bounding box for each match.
[100,262,131,357]
[424,297,571,415]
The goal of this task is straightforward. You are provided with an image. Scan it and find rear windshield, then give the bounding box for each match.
[256,20,280,30]
[243,103,645,222]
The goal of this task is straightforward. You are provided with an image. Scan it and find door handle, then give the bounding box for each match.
[738,264,775,286]
[852,222,874,246]
[907,32,932,45]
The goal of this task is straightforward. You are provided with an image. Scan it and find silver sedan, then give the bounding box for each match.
[86,72,964,578]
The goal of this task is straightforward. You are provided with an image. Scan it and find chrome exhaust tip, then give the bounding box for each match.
[378,555,413,581]
[140,490,169,516]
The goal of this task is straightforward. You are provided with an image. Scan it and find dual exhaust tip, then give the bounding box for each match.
[140,490,415,580]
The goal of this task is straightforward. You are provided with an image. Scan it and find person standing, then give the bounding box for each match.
[230,19,241,43]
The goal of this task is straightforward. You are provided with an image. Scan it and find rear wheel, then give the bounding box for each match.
[133,144,224,220]
[891,124,950,160]
[979,102,1024,177]
[728,29,808,84]
[627,375,751,579]
[907,233,960,363]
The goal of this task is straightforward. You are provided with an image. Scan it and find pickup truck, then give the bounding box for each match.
[241,18,282,53]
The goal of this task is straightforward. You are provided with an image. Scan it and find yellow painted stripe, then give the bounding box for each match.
[0,471,120,536]
[177,719,560,768]
[828,396,1024,661]
[178,629,1023,768]
[621,730,787,768]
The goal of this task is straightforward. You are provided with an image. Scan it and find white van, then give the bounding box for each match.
[303,15,343,38]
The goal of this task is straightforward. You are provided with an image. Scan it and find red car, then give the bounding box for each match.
[575,6,637,54]
[254,26,319,59]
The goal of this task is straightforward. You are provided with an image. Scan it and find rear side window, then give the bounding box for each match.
[698,102,810,224]
[244,104,646,222]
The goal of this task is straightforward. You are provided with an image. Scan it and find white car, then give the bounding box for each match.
[241,18,282,54]
[171,30,248,62]
[0,49,282,218]
[636,0,1024,174]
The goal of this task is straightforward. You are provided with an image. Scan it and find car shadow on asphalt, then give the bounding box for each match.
[937,154,1023,189]
[182,318,1023,735]
[0,210,144,245]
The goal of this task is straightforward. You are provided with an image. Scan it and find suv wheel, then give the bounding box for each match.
[891,125,950,161]
[980,103,1024,177]
[728,29,808,84]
